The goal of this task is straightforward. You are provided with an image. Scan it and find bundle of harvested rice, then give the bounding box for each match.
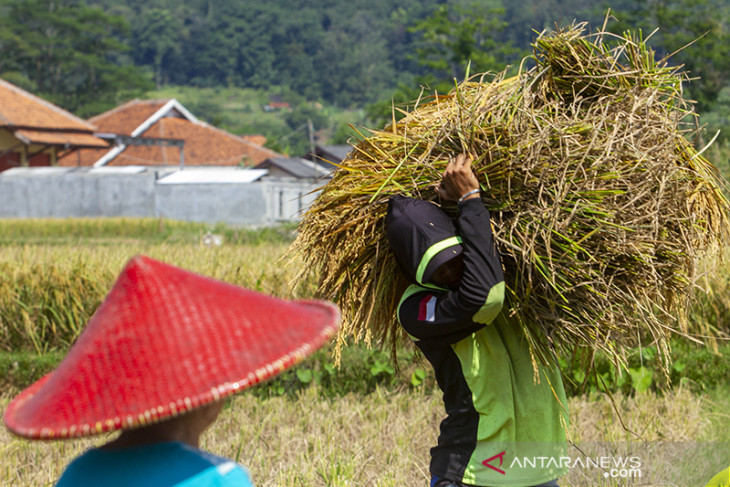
[288,23,730,375]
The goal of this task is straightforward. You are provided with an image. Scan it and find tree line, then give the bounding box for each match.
[1,0,729,139]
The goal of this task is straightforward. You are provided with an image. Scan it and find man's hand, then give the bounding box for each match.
[436,153,480,202]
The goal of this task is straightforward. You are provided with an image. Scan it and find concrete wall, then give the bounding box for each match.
[0,168,324,226]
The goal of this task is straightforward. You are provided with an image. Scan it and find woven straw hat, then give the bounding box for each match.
[3,255,340,440]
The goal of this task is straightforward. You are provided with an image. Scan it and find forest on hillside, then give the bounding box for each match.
[2,0,730,148]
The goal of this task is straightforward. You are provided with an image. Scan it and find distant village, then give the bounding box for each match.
[0,78,350,226]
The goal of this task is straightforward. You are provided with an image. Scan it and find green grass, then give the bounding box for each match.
[0,217,192,241]
[5,337,729,401]
[0,350,64,391]
[149,85,287,135]
[560,339,730,397]
[0,218,298,246]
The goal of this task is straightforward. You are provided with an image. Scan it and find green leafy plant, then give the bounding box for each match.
[629,366,654,394]
[410,368,427,388]
[370,359,395,378]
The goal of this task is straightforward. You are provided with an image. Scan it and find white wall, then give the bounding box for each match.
[0,168,325,226]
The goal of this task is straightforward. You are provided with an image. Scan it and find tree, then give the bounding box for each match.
[409,1,523,85]
[607,0,730,113]
[367,1,525,127]
[653,0,730,112]
[0,0,152,116]
[132,8,178,90]
[0,4,22,75]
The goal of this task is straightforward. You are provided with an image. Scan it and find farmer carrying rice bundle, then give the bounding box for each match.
[289,22,730,377]
[384,153,569,486]
[287,21,729,487]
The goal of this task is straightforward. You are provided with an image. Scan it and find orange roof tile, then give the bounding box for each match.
[59,147,109,167]
[243,134,267,146]
[0,78,95,131]
[15,129,110,148]
[59,100,283,167]
[89,99,169,135]
[110,118,280,166]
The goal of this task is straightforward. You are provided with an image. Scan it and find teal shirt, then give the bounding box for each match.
[55,441,254,487]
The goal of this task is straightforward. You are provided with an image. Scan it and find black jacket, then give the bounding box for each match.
[386,195,567,486]
[386,194,505,344]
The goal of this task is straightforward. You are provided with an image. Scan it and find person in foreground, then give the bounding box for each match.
[386,154,568,487]
[3,255,340,486]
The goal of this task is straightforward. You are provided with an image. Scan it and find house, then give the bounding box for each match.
[263,94,291,112]
[304,144,351,170]
[242,134,267,146]
[58,99,283,168]
[254,156,333,181]
[0,78,109,172]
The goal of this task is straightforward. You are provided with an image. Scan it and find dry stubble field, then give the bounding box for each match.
[1,386,727,486]
[0,220,728,486]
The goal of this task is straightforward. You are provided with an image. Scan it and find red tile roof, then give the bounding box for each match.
[15,129,109,148]
[89,99,169,135]
[0,78,95,131]
[59,99,282,167]
[243,134,267,146]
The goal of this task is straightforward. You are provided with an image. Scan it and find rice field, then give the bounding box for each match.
[0,223,312,353]
[1,386,728,486]
[0,218,729,486]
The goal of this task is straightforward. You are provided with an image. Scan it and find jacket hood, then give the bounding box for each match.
[385,195,463,286]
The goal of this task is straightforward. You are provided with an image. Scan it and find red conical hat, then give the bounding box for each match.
[3,255,340,440]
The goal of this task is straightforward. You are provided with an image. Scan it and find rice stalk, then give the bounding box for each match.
[0,241,305,352]
[288,23,730,375]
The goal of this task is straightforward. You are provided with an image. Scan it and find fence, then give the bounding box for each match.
[0,167,324,226]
